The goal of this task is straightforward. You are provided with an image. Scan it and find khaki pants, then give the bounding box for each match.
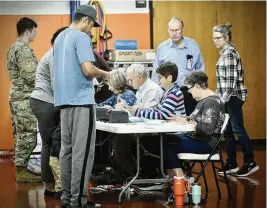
[49,156,61,192]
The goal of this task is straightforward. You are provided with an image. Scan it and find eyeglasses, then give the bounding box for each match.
[127,79,133,85]
[187,85,194,91]
[169,28,182,34]
[157,75,164,80]
[213,36,224,41]
[127,75,140,84]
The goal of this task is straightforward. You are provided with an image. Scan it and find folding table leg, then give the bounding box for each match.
[160,133,167,178]
[118,135,140,204]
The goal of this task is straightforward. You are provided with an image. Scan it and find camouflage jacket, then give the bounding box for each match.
[7,39,38,101]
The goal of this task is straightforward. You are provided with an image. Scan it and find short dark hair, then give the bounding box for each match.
[51,26,68,45]
[184,71,208,89]
[74,12,91,22]
[16,17,37,36]
[156,61,178,82]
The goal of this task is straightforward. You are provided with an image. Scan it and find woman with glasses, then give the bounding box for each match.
[97,70,136,109]
[164,71,225,177]
[213,23,258,177]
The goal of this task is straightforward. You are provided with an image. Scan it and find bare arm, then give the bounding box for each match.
[81,61,108,80]
[76,34,108,80]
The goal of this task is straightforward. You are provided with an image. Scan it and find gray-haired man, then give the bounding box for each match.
[127,63,163,109]
[111,64,163,176]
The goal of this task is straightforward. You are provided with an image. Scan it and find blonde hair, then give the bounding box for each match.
[107,70,127,94]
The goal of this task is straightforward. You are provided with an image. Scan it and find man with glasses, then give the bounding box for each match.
[151,17,205,116]
[108,64,163,178]
[152,17,205,86]
[127,63,163,109]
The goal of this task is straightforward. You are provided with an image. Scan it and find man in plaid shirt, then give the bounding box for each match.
[213,23,259,177]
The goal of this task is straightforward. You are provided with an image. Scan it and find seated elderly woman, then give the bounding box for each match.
[128,62,186,119]
[97,70,136,109]
[164,71,225,177]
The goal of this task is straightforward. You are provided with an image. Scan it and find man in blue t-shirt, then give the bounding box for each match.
[53,5,108,208]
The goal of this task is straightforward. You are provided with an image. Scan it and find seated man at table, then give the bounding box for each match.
[126,63,164,109]
[107,64,164,179]
[128,61,186,119]
[164,71,225,178]
[110,62,186,179]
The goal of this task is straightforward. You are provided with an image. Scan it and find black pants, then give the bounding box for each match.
[112,135,136,174]
[224,96,254,165]
[29,97,60,183]
[112,134,161,178]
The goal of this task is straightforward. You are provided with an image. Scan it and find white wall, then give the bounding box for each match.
[0,1,70,15]
[81,0,149,14]
[0,0,149,15]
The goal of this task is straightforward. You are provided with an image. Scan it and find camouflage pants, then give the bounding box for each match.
[49,156,61,192]
[9,99,37,167]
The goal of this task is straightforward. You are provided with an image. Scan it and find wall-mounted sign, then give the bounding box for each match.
[135,0,147,9]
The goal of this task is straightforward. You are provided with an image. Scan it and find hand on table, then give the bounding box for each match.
[103,105,113,110]
[167,115,188,123]
[115,102,125,111]
[128,105,138,116]
[167,115,197,127]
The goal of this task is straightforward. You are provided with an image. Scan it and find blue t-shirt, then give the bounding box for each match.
[53,28,95,106]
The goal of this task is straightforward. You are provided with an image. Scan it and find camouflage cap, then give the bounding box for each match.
[75,5,101,27]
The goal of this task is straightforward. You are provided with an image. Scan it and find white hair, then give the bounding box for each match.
[168,17,184,28]
[127,63,148,78]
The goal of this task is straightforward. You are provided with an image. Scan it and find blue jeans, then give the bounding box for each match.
[164,135,212,169]
[225,96,254,166]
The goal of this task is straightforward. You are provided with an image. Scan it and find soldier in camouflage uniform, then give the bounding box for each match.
[7,17,41,183]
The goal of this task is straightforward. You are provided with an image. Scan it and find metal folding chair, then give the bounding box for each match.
[178,113,232,200]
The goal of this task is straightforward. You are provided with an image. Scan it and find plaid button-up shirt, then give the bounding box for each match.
[216,44,247,102]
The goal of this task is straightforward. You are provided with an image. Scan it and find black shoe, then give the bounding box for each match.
[44,189,55,196]
[83,201,102,208]
[219,163,239,175]
[54,191,62,200]
[236,162,259,177]
[91,168,120,185]
[61,201,70,208]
